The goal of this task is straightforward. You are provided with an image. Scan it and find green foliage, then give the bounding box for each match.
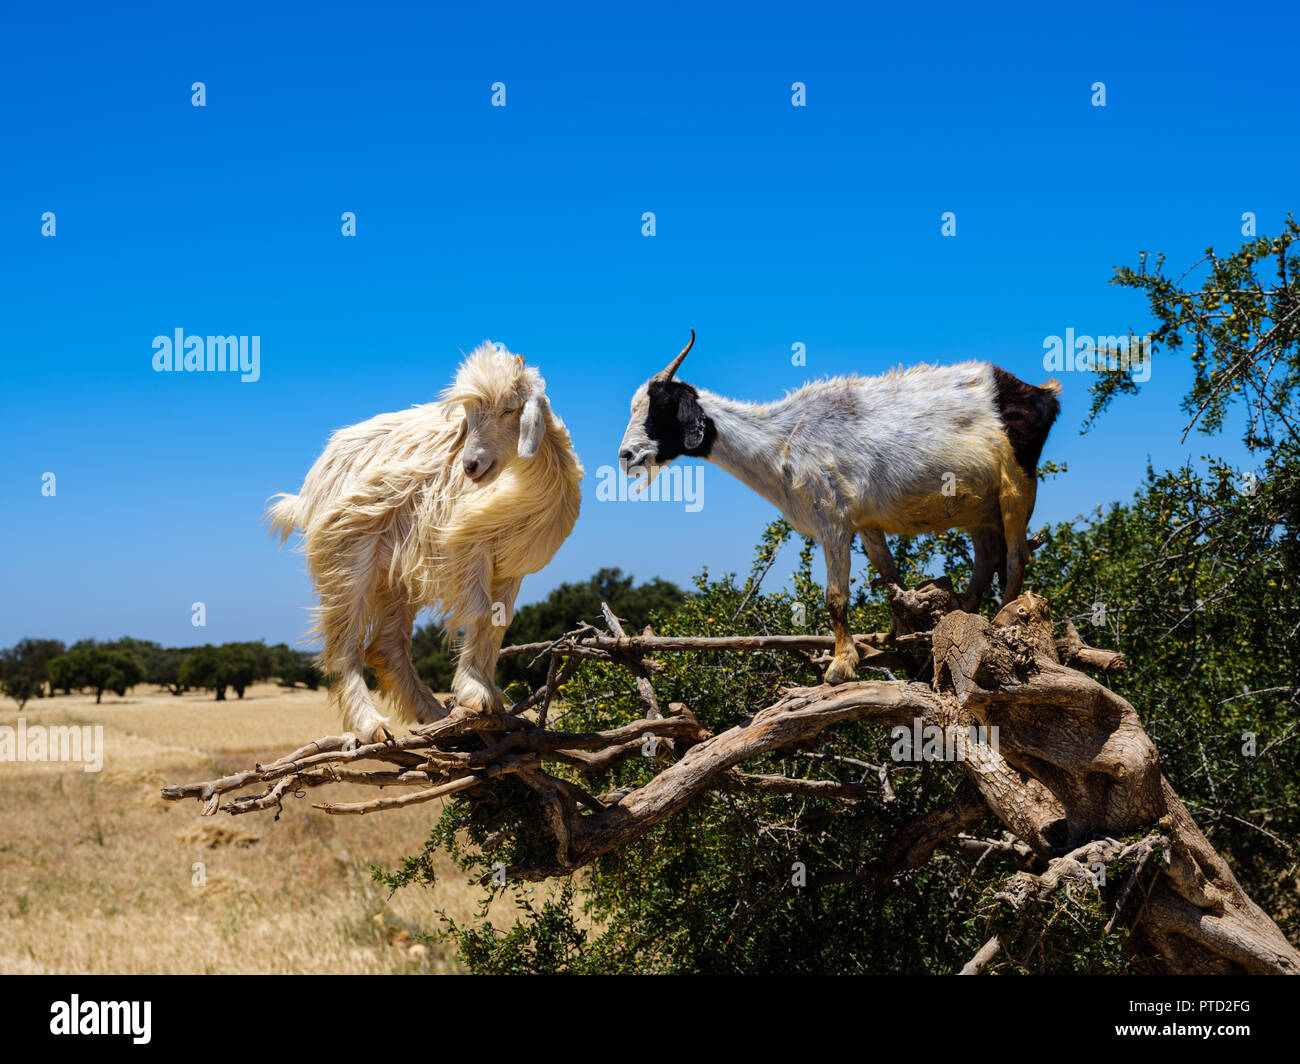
[177,646,227,700]
[1061,216,1300,923]
[177,643,272,700]
[975,846,1141,975]
[9,636,320,702]
[46,645,146,704]
[90,637,193,694]
[410,568,687,696]
[0,637,66,706]
[0,671,40,710]
[443,880,595,974]
[1089,213,1299,448]
[271,643,322,689]
[146,645,192,694]
[1029,457,1299,921]
[221,645,258,699]
[409,625,457,693]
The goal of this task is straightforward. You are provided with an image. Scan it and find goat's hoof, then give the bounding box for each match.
[824,659,858,686]
[453,680,505,716]
[353,719,395,744]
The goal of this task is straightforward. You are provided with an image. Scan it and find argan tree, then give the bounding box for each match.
[167,220,1300,974]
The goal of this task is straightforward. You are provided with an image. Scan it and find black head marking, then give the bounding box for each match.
[991,366,1061,476]
[645,379,716,461]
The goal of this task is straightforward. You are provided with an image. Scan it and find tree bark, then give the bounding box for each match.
[927,592,1298,974]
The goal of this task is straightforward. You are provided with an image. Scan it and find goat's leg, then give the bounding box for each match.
[998,467,1032,604]
[962,527,1005,611]
[367,590,447,726]
[313,553,392,743]
[449,555,509,714]
[478,575,521,705]
[454,616,508,713]
[328,648,393,743]
[823,534,859,685]
[860,528,902,588]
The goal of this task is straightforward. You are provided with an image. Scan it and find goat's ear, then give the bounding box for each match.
[678,392,706,451]
[518,393,549,459]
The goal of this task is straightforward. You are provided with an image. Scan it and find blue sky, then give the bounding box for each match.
[1,0,1296,649]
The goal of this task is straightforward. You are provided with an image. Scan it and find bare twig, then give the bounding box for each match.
[958,935,1002,975]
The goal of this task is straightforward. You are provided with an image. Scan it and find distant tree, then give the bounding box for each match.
[46,646,86,696]
[271,643,323,689]
[177,642,276,700]
[46,645,146,704]
[101,636,161,667]
[179,645,229,700]
[222,645,258,699]
[98,637,190,694]
[0,638,66,702]
[229,641,275,683]
[0,672,39,711]
[409,627,457,693]
[149,647,191,695]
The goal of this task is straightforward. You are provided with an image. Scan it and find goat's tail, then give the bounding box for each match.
[1039,378,1063,397]
[265,492,303,544]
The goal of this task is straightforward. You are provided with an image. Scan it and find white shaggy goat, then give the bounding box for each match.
[268,343,583,741]
[618,332,1060,686]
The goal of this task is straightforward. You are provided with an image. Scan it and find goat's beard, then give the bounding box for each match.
[627,462,663,493]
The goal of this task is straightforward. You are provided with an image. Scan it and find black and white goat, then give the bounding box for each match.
[617,332,1061,686]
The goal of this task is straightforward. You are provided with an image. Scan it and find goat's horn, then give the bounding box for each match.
[654,329,695,382]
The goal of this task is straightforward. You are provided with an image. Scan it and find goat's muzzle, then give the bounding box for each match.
[464,458,494,483]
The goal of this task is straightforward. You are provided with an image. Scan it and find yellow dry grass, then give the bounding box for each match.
[0,682,535,974]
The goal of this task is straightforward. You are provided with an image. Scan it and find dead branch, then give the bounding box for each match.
[499,632,929,658]
[880,778,990,879]
[724,770,879,802]
[162,706,711,818]
[1055,620,1127,674]
[601,602,661,720]
[959,935,1003,975]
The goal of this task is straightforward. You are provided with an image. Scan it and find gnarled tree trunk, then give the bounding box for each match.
[930,591,1297,974]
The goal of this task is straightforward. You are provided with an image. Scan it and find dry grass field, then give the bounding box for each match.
[0,682,528,974]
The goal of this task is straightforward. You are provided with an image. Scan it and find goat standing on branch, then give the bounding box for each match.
[617,332,1060,686]
[269,343,583,741]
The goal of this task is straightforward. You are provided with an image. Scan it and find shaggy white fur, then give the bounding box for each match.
[269,343,583,741]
